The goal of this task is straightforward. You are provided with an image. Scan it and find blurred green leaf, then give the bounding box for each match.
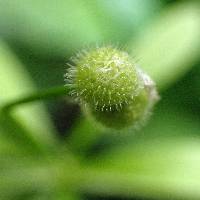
[0,0,102,57]
[130,2,200,90]
[81,137,200,199]
[0,132,21,156]
[0,40,56,149]
[0,154,81,200]
[0,0,162,57]
[82,0,162,43]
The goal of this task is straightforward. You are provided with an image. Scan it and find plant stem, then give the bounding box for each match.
[0,85,69,154]
[0,85,68,113]
[68,116,104,156]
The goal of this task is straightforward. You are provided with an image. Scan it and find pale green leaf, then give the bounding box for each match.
[0,40,56,148]
[130,2,200,90]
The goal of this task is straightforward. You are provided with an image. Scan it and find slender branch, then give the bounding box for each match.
[1,85,68,113]
[0,86,69,154]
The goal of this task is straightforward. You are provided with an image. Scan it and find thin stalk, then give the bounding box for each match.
[68,116,105,157]
[0,85,102,156]
[0,85,68,154]
[0,85,67,113]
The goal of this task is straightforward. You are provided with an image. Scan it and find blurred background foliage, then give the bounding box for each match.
[0,0,200,199]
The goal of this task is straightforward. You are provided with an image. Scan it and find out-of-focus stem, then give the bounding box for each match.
[0,86,67,113]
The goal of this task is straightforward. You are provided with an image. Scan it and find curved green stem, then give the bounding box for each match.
[0,85,69,154]
[1,85,68,113]
[0,85,102,156]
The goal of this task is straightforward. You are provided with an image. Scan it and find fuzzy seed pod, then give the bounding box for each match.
[65,46,159,129]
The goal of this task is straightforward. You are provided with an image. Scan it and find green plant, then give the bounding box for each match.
[0,45,159,199]
[1,1,200,200]
[65,46,159,128]
[1,46,158,130]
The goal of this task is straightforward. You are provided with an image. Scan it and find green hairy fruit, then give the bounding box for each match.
[65,46,159,129]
